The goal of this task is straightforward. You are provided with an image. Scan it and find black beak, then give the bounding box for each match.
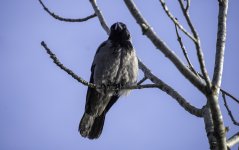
[114,22,123,31]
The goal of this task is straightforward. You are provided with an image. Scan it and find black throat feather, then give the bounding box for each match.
[110,39,133,51]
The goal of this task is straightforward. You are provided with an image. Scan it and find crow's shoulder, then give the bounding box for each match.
[95,40,108,55]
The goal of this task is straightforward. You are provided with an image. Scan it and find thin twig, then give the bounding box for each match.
[41,41,95,88]
[220,89,239,104]
[227,132,239,148]
[89,0,110,34]
[175,24,197,75]
[185,0,191,12]
[124,0,206,94]
[39,0,96,22]
[158,0,196,42]
[197,72,239,106]
[137,76,147,85]
[178,0,211,90]
[222,93,239,126]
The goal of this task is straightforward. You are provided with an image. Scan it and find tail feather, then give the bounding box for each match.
[79,112,106,139]
[88,113,105,139]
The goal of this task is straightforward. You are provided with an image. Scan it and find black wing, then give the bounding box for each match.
[85,65,99,114]
[85,65,119,114]
[85,40,119,114]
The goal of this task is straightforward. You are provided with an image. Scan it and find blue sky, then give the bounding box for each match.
[0,0,238,150]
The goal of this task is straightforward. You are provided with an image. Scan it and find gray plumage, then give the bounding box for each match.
[79,22,138,139]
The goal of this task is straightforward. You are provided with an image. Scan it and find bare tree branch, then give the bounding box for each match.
[38,0,96,22]
[221,89,239,104]
[178,0,211,90]
[185,0,191,12]
[89,0,110,34]
[158,0,196,42]
[197,70,239,128]
[175,24,197,75]
[207,1,229,149]
[41,41,95,88]
[227,132,239,148]
[123,0,206,94]
[222,93,239,126]
[198,73,239,106]
[138,60,203,117]
[197,72,239,129]
[137,76,147,85]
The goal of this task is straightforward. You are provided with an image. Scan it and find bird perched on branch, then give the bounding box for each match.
[79,22,138,139]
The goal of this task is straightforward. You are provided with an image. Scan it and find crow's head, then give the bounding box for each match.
[109,22,130,42]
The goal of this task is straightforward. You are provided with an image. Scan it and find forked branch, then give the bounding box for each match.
[185,0,191,12]
[175,24,197,75]
[123,0,206,94]
[158,0,196,42]
[178,0,211,89]
[221,89,239,104]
